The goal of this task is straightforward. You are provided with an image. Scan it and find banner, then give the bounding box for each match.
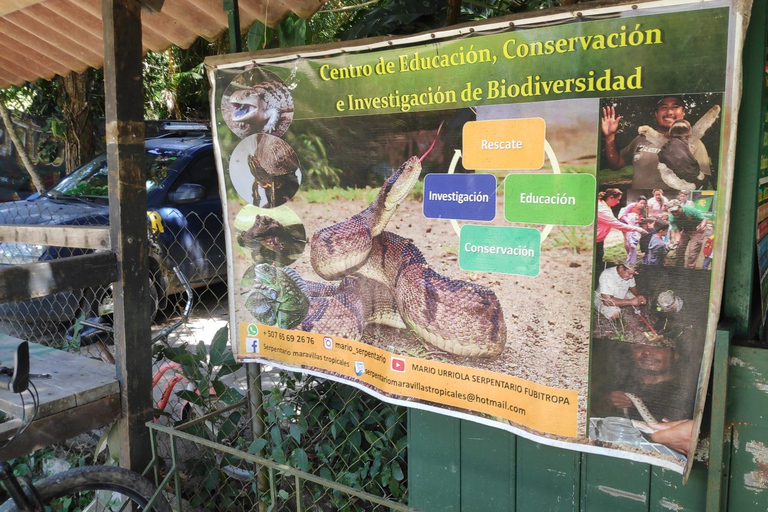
[208,0,741,474]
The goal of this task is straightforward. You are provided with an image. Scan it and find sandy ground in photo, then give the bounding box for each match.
[230,189,595,433]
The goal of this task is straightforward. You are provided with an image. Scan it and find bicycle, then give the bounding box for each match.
[0,341,172,511]
[68,266,195,365]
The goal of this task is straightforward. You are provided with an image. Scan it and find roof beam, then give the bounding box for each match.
[0,18,91,73]
[0,32,70,77]
[5,10,103,67]
[32,3,105,56]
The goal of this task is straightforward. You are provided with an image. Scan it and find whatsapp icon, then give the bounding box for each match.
[247,324,259,336]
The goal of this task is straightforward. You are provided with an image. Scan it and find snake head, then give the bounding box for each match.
[243,264,310,329]
[381,156,422,213]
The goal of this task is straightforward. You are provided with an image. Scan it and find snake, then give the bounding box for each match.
[624,392,661,433]
[244,155,507,358]
[308,155,506,357]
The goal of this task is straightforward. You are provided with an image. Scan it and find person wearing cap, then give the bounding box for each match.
[668,199,708,268]
[601,96,712,190]
[594,263,647,320]
[603,336,694,453]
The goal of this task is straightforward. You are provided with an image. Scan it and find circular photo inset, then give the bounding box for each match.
[230,133,302,208]
[234,204,306,266]
[221,67,294,138]
[240,263,310,329]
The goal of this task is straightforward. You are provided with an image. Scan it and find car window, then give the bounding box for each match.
[168,155,219,200]
[49,149,183,200]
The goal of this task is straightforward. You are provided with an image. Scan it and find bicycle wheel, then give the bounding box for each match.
[0,465,172,512]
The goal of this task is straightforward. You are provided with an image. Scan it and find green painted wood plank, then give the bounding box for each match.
[515,438,579,512]
[723,0,766,338]
[707,327,732,511]
[407,409,461,511]
[727,424,768,511]
[726,346,768,426]
[580,454,650,511]
[650,464,707,512]
[459,420,515,512]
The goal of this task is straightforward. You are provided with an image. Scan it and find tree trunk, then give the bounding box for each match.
[59,70,96,174]
[0,99,46,193]
[447,0,461,26]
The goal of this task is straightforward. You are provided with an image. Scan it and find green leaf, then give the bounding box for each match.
[216,357,242,378]
[247,21,275,52]
[106,422,121,462]
[348,430,361,450]
[319,466,333,481]
[196,340,208,361]
[247,438,268,454]
[270,425,283,446]
[176,389,206,407]
[162,346,200,367]
[208,326,229,366]
[390,461,404,481]
[276,15,308,48]
[272,447,286,464]
[218,385,245,405]
[294,448,310,472]
[289,423,302,443]
[370,456,382,477]
[277,489,289,500]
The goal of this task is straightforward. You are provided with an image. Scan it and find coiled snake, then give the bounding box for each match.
[246,156,507,358]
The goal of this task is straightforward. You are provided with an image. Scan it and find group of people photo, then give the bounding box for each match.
[588,93,721,458]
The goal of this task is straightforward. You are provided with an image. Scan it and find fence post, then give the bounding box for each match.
[102,0,153,472]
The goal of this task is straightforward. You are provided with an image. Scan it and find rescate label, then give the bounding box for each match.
[462,118,546,170]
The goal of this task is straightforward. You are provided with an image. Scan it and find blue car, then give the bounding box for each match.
[0,127,225,324]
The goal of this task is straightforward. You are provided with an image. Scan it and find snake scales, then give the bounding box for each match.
[624,392,661,434]
[247,156,507,358]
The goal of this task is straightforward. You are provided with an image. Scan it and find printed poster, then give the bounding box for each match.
[757,46,768,321]
[207,0,741,474]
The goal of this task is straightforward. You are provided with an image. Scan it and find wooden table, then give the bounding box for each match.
[0,334,120,460]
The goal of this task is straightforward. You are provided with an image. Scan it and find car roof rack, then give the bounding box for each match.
[154,121,211,138]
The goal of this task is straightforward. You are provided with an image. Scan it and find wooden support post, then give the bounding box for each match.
[102,0,153,472]
[446,0,461,26]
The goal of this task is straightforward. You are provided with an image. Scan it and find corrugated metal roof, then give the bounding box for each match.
[0,0,327,89]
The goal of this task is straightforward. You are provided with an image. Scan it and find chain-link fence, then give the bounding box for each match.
[0,205,410,511]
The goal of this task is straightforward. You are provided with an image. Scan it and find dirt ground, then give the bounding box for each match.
[230,192,594,433]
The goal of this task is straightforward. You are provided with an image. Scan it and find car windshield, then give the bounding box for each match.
[48,148,183,201]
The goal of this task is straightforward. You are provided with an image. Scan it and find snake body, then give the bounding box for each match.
[304,156,507,358]
[624,392,661,434]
